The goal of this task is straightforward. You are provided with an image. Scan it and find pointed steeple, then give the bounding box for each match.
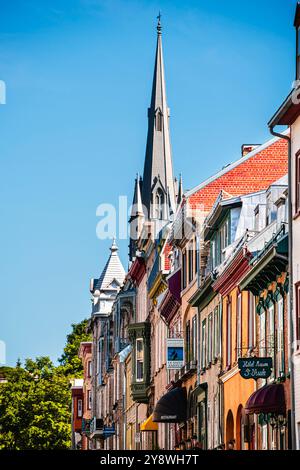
[129,174,144,260]
[141,15,176,221]
[129,173,143,221]
[177,173,183,206]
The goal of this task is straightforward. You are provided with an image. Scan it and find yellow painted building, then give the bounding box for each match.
[213,252,256,450]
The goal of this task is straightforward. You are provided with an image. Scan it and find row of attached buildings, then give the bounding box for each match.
[71,5,300,451]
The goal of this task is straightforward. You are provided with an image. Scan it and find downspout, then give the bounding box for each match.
[269,125,296,450]
[218,301,224,446]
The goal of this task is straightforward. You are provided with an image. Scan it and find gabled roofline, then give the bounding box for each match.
[185,131,289,198]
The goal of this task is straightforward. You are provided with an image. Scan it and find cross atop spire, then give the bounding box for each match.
[157,12,162,34]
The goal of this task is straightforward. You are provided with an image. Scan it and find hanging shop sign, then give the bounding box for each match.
[166,338,184,369]
[238,357,273,380]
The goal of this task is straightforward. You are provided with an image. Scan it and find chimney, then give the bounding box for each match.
[241,144,260,157]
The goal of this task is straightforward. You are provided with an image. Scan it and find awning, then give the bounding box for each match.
[140,414,158,432]
[153,387,187,423]
[245,384,286,415]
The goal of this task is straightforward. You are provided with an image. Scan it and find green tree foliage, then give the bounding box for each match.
[58,319,91,376]
[0,318,91,449]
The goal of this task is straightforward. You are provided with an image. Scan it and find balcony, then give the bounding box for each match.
[89,417,116,440]
[89,417,104,438]
[175,360,197,382]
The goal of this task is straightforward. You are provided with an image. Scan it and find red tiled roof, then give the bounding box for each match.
[188,137,288,213]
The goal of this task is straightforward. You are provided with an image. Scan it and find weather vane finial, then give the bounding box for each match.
[157,11,162,34]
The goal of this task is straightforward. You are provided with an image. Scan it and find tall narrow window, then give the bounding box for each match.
[220,218,229,262]
[188,244,194,283]
[295,150,300,215]
[77,398,83,418]
[201,319,206,369]
[156,110,163,131]
[254,206,260,232]
[267,303,275,380]
[88,360,92,378]
[98,338,104,385]
[248,293,255,350]
[277,297,285,377]
[213,306,220,359]
[192,315,197,362]
[210,239,216,270]
[87,390,92,410]
[259,309,266,357]
[226,298,232,367]
[208,313,213,364]
[195,237,199,275]
[296,282,300,343]
[155,189,164,220]
[185,320,191,363]
[261,424,268,450]
[236,293,242,360]
[182,251,187,290]
[136,338,144,382]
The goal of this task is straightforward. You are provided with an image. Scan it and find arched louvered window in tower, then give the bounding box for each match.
[155,188,164,219]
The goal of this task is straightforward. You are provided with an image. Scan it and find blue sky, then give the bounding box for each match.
[0,0,296,366]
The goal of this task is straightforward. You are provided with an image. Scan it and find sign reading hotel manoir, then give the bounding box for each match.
[238,357,273,380]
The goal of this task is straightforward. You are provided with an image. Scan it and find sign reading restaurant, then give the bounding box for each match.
[238,357,273,380]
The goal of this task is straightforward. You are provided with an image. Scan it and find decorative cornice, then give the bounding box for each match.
[213,247,251,296]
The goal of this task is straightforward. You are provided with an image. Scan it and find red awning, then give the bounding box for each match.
[245,384,286,415]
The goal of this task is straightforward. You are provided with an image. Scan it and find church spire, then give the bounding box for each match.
[129,174,144,260]
[141,14,176,222]
[177,173,183,206]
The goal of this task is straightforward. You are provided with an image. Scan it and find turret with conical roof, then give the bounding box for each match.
[90,239,126,315]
